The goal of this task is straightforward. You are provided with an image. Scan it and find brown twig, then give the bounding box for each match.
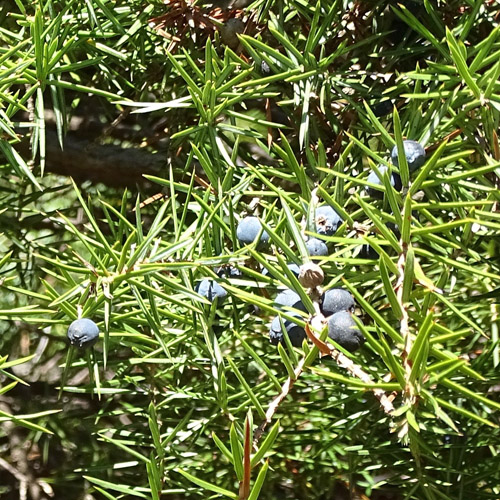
[253,356,307,447]
[306,313,395,415]
[330,348,396,415]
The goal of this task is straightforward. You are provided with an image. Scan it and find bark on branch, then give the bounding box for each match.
[16,129,167,188]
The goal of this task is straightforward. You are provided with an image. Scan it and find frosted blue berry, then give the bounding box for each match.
[269,314,306,348]
[236,216,270,248]
[196,278,227,303]
[315,205,342,236]
[287,262,301,277]
[306,238,328,256]
[216,266,242,279]
[366,165,402,199]
[262,262,300,279]
[327,311,364,352]
[391,140,426,172]
[67,318,99,349]
[274,289,306,311]
[321,288,355,316]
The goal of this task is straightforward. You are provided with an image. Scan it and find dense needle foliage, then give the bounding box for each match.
[0,0,499,499]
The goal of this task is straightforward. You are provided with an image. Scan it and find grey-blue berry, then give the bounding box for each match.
[196,278,227,303]
[327,311,364,352]
[262,262,300,278]
[67,318,100,349]
[366,165,402,199]
[236,216,270,248]
[269,314,306,348]
[274,289,306,311]
[391,140,426,172]
[321,288,355,316]
[216,266,242,279]
[287,262,300,277]
[306,238,329,257]
[315,205,342,236]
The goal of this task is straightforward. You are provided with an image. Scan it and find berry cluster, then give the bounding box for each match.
[197,208,364,353]
[270,287,364,352]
